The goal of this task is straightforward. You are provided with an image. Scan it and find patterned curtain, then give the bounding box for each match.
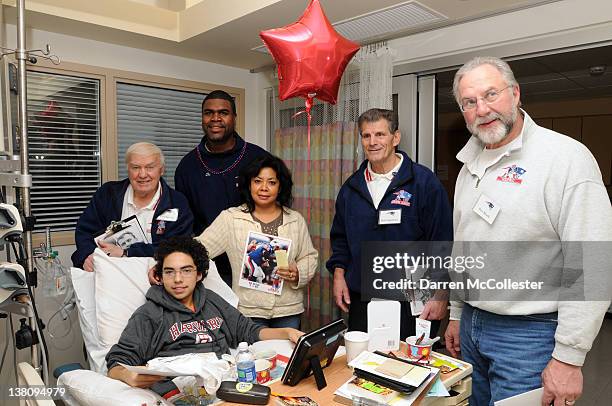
[270,47,393,331]
[270,68,362,331]
[272,122,360,332]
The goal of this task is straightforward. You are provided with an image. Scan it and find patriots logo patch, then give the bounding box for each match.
[496,165,526,184]
[391,190,412,206]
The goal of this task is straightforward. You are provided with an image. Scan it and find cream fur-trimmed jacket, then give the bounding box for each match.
[196,205,318,319]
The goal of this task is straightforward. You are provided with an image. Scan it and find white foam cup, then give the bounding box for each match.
[344,331,369,363]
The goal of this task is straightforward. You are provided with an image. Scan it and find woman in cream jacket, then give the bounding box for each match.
[197,155,317,328]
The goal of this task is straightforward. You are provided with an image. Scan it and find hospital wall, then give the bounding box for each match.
[3,23,271,149]
[390,0,612,75]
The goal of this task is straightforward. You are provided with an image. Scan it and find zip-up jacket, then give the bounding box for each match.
[197,205,318,318]
[71,178,193,268]
[326,151,453,292]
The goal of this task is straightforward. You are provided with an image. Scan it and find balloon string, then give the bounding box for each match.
[306,100,312,318]
[293,97,313,318]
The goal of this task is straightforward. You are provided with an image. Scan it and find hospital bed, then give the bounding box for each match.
[18,248,273,406]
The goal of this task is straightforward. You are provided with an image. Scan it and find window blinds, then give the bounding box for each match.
[26,71,101,232]
[116,83,206,187]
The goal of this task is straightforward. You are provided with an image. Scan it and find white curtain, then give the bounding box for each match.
[356,41,395,114]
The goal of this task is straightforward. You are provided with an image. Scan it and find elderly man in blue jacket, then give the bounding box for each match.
[327,108,453,338]
[72,142,193,272]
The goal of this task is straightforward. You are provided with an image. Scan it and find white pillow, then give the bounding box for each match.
[58,369,171,406]
[70,267,107,373]
[204,259,239,308]
[93,248,153,349]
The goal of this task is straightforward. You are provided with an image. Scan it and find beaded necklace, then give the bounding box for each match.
[195,139,247,175]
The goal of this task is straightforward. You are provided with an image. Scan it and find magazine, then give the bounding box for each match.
[334,372,438,406]
[348,351,432,390]
[347,376,398,404]
[274,395,318,406]
[94,215,148,249]
[239,231,291,295]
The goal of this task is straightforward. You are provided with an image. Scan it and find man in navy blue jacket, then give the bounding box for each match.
[327,108,453,338]
[174,90,269,286]
[72,142,193,272]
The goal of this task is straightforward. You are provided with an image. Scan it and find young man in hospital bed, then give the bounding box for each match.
[105,235,303,393]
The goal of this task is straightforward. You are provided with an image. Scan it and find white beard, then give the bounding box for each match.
[468,108,518,146]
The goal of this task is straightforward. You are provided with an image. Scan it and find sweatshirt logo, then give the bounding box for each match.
[391,190,412,206]
[168,317,224,341]
[195,332,213,344]
[496,165,526,184]
[206,317,224,330]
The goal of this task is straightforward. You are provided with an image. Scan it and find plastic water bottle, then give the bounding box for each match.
[236,342,256,383]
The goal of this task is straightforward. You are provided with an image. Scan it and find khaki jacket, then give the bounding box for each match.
[196,205,318,318]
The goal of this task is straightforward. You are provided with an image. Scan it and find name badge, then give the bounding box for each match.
[473,194,500,225]
[378,209,402,225]
[156,208,179,222]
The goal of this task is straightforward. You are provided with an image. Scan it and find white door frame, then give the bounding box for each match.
[417,75,436,171]
[392,74,418,161]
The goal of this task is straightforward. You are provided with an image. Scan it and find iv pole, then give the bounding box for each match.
[0,0,60,386]
[15,0,39,377]
[16,0,33,295]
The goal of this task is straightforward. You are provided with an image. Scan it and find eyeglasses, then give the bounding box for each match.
[162,268,196,277]
[459,85,512,112]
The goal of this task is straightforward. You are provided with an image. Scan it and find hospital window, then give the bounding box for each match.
[26,70,101,233]
[115,83,206,187]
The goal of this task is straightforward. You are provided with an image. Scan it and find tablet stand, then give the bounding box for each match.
[309,355,327,390]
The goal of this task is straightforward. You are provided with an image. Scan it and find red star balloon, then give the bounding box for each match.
[260,0,359,104]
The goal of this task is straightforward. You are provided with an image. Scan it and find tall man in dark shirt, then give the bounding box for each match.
[175,90,269,286]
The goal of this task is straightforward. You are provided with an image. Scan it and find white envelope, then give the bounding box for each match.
[494,387,543,406]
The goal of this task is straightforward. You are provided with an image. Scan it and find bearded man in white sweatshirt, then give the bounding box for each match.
[444,56,612,406]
